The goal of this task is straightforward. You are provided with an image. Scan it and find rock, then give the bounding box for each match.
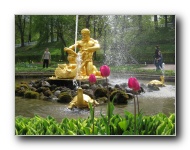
[54,90,61,97]
[41,81,51,87]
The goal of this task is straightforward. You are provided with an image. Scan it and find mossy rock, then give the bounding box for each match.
[36,87,50,93]
[15,88,26,96]
[50,84,57,91]
[44,90,53,97]
[94,87,108,99]
[29,87,37,92]
[147,84,160,91]
[81,84,90,89]
[24,91,40,99]
[15,83,29,96]
[15,83,29,90]
[96,97,108,104]
[83,89,94,99]
[110,90,129,104]
[58,92,73,103]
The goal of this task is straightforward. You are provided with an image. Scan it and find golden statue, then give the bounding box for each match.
[54,28,101,79]
[68,87,99,109]
[148,75,165,87]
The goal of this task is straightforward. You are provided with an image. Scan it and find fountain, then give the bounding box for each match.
[47,16,105,108]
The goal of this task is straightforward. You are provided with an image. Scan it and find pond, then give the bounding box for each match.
[15,76,176,122]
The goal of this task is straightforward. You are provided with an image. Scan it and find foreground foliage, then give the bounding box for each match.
[15,111,175,136]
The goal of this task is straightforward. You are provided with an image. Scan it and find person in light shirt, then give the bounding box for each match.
[42,48,51,68]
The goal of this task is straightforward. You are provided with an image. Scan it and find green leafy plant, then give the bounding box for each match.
[15,109,175,135]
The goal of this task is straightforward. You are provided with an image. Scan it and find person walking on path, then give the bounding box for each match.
[156,50,163,70]
[42,48,51,68]
[154,45,163,70]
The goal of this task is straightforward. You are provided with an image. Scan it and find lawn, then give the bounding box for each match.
[15,61,175,77]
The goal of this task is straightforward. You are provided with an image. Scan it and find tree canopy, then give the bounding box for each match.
[15,15,175,64]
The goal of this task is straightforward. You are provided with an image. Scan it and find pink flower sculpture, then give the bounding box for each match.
[89,74,97,84]
[128,77,140,92]
[100,65,110,77]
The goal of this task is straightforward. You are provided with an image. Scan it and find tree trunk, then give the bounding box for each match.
[50,17,54,42]
[58,33,67,60]
[46,23,49,43]
[93,16,97,60]
[28,16,32,43]
[171,15,175,28]
[86,15,91,28]
[20,32,25,47]
[154,15,158,30]
[164,15,168,28]
[103,30,107,64]
[16,15,26,47]
[138,15,142,33]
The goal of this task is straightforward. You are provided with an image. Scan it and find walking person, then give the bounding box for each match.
[42,48,51,68]
[154,45,161,70]
[154,50,163,70]
[157,50,163,69]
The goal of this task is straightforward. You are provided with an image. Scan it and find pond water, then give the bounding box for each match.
[15,77,176,122]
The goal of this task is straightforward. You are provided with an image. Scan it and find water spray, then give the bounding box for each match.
[73,52,82,88]
[159,62,165,77]
[74,15,78,53]
[73,15,81,88]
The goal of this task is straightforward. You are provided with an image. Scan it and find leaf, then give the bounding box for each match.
[68,120,78,131]
[118,120,128,131]
[45,129,53,135]
[156,122,166,135]
[89,103,94,119]
[81,120,87,127]
[110,123,118,135]
[169,113,175,123]
[122,130,131,135]
[109,102,115,117]
[67,129,76,135]
[27,126,37,135]
[20,126,28,135]
[83,127,91,135]
[93,126,98,135]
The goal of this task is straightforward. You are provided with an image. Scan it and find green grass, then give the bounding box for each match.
[15,61,175,76]
[15,61,57,72]
[109,64,175,76]
[15,42,61,55]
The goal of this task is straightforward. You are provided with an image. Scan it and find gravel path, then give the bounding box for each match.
[140,64,175,71]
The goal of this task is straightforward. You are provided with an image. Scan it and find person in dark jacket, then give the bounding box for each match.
[155,50,163,70]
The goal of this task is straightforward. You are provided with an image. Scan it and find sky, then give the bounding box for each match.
[0,0,188,149]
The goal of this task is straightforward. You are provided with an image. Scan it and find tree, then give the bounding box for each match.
[15,15,26,47]
[50,16,54,43]
[86,15,91,28]
[32,15,51,45]
[164,15,168,28]
[154,15,158,30]
[15,15,175,64]
[171,15,175,28]
[54,15,76,60]
[138,15,143,33]
[28,16,32,43]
